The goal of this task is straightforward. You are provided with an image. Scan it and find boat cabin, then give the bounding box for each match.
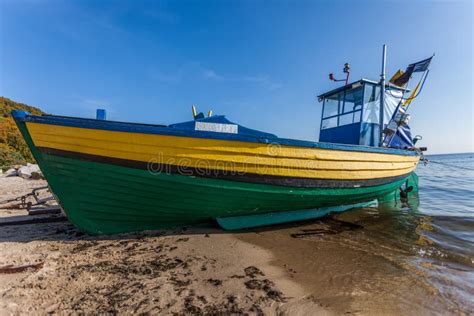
[318,79,407,147]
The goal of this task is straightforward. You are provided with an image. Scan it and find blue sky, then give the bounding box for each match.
[1,0,472,154]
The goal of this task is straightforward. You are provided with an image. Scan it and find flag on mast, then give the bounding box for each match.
[391,56,433,87]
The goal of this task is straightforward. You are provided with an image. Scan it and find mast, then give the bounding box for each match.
[379,44,387,146]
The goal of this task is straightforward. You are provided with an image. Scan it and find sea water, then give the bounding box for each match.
[411,153,474,310]
[373,152,474,312]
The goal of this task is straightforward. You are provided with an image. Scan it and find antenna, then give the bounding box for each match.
[343,63,350,84]
[379,44,387,146]
[328,63,350,85]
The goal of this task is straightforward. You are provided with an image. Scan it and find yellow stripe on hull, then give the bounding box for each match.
[26,122,419,180]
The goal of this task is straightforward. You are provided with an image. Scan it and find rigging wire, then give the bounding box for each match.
[425,160,474,171]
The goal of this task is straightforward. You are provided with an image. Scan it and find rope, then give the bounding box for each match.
[427,160,474,171]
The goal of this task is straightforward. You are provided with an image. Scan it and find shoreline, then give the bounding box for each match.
[236,219,453,315]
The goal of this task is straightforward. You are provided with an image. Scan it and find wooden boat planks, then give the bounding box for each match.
[0,216,68,226]
[27,205,62,216]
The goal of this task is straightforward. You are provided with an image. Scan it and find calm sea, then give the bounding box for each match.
[376,152,474,311]
[414,153,473,309]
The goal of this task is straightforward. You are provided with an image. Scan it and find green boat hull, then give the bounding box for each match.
[16,120,410,235]
[37,153,408,234]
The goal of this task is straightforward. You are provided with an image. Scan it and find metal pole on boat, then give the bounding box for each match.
[379,44,387,146]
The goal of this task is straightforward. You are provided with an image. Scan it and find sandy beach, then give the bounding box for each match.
[0,175,467,315]
[0,176,327,314]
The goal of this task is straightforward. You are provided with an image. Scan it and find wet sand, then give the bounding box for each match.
[0,176,468,314]
[237,220,455,315]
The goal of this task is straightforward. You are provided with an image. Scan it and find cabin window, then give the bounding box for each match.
[362,83,381,124]
[322,93,341,119]
[339,112,360,125]
[321,116,338,129]
[321,87,363,130]
[360,83,382,146]
[342,88,363,114]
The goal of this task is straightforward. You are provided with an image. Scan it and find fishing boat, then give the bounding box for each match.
[12,46,431,234]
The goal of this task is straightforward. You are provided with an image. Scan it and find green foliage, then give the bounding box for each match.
[0,97,44,169]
